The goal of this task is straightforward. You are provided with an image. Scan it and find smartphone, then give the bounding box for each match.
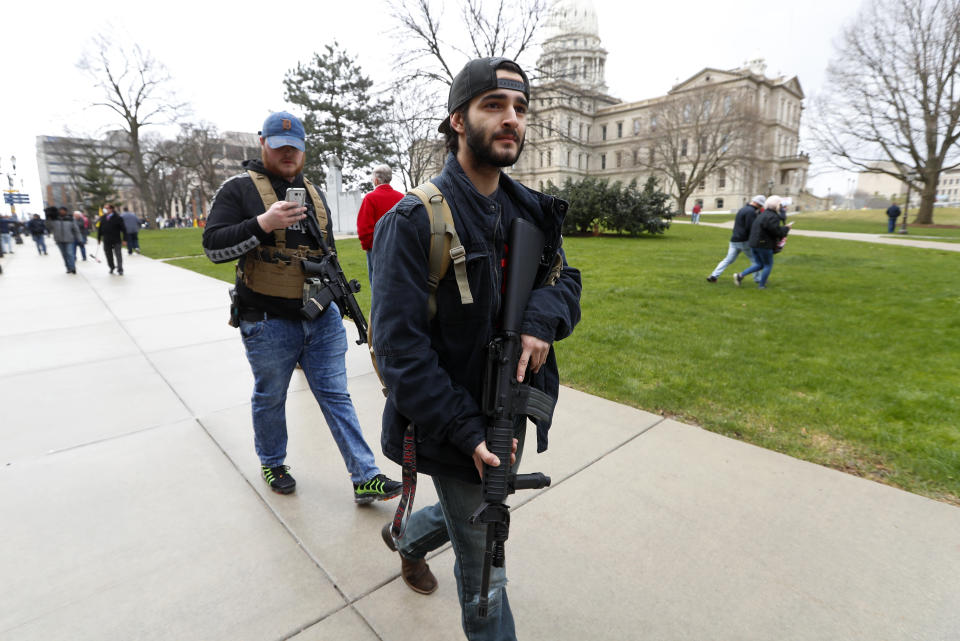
[285,187,307,207]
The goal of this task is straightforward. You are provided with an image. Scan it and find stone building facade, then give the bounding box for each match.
[509,0,811,212]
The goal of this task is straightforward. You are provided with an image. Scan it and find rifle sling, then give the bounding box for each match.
[390,423,418,542]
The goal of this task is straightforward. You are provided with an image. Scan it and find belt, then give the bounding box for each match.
[238,309,288,322]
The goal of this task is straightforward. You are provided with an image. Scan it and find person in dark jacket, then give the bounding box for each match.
[50,207,84,273]
[706,195,765,282]
[735,195,792,289]
[27,214,48,255]
[121,209,141,254]
[97,203,126,275]
[202,111,401,503]
[0,214,15,255]
[886,202,901,233]
[371,58,581,640]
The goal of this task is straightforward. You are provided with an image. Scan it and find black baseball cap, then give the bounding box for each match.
[438,57,530,133]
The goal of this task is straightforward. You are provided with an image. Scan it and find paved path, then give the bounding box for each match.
[692,219,960,252]
[1,243,958,641]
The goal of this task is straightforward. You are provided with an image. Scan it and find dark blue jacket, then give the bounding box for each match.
[730,203,760,242]
[370,153,582,483]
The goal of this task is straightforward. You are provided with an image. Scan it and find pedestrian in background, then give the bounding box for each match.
[72,211,89,262]
[706,195,764,283]
[0,213,15,255]
[97,203,126,275]
[121,208,141,254]
[357,164,404,284]
[50,207,83,274]
[734,195,792,290]
[886,202,901,233]
[27,214,48,255]
[691,201,702,224]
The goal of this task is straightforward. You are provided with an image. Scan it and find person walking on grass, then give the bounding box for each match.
[734,195,791,290]
[691,201,702,224]
[706,195,764,283]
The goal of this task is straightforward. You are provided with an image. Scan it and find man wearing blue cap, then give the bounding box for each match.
[371,58,581,639]
[202,111,402,504]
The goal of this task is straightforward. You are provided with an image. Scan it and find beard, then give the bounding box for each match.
[464,114,525,168]
[261,146,305,179]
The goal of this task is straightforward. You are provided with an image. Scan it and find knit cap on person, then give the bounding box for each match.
[751,195,766,207]
[765,195,782,210]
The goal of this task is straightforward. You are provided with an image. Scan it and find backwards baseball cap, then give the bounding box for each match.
[751,194,766,207]
[259,111,306,151]
[438,57,530,133]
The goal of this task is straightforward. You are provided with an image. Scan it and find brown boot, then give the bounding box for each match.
[382,523,438,595]
[401,557,438,595]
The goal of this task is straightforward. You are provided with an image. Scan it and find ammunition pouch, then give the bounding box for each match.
[238,245,323,300]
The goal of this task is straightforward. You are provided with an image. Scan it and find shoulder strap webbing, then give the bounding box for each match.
[302,178,329,237]
[247,170,285,249]
[409,181,473,319]
[247,171,330,250]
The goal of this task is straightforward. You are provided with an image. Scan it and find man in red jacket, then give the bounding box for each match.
[356,164,403,283]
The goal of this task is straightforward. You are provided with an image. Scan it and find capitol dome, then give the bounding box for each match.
[538,0,607,91]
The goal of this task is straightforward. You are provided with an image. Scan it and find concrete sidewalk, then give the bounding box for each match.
[693,218,960,252]
[1,244,958,641]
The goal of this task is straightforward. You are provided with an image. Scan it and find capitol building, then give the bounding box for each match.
[511,0,812,212]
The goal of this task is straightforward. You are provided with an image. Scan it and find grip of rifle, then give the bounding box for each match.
[483,420,513,503]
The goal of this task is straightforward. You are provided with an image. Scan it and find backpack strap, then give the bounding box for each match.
[409,180,473,319]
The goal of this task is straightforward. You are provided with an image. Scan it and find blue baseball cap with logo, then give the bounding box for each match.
[259,111,306,151]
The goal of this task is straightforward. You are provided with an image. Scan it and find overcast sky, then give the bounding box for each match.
[0,0,865,212]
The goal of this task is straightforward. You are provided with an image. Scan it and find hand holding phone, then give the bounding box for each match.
[285,187,307,207]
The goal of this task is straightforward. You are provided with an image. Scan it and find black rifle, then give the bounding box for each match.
[298,208,368,344]
[468,217,556,618]
[301,254,368,344]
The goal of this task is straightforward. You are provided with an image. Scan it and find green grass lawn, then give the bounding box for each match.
[137,226,960,504]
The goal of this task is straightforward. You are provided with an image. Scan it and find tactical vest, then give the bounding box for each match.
[238,170,330,299]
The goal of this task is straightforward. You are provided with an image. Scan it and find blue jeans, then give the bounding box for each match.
[239,303,380,482]
[395,426,527,641]
[32,234,47,254]
[1,233,12,253]
[366,251,375,287]
[888,216,898,233]
[740,247,774,287]
[710,241,753,278]
[57,242,76,272]
[691,213,700,224]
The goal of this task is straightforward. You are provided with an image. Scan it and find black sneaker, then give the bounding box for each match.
[733,273,743,287]
[354,474,402,504]
[706,276,718,283]
[261,464,296,494]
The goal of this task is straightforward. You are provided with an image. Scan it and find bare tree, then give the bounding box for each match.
[177,122,225,209]
[388,0,546,86]
[384,0,548,182]
[382,82,446,188]
[810,0,960,224]
[637,86,760,213]
[78,34,188,226]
